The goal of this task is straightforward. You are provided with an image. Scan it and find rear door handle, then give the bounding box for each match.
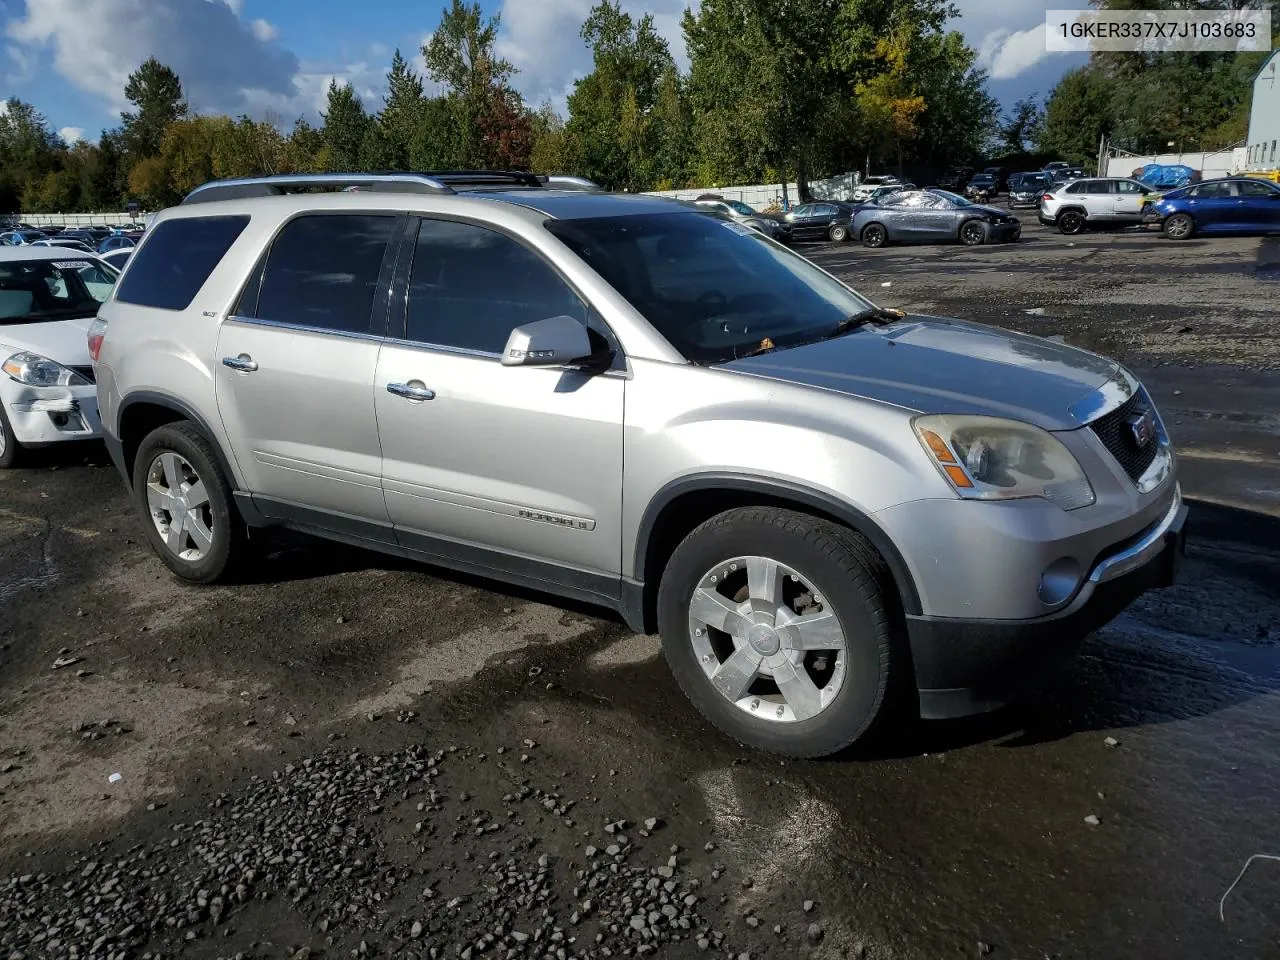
[387,381,436,402]
[222,354,258,372]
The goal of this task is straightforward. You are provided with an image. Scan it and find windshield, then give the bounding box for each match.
[547,212,873,365]
[0,257,119,324]
[931,190,973,207]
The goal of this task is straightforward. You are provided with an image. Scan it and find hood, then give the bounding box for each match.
[965,204,1011,219]
[0,315,94,366]
[721,314,1118,431]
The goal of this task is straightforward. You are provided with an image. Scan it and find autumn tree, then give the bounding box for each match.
[378,49,426,167]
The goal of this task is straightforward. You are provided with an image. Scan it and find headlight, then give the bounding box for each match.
[2,352,90,387]
[913,415,1095,510]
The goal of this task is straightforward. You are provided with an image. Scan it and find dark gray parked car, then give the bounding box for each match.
[852,189,1021,247]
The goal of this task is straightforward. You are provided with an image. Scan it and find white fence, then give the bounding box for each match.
[643,172,864,209]
[1103,150,1238,180]
[13,211,143,227]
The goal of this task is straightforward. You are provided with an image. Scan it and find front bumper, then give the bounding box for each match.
[4,384,101,446]
[906,491,1188,719]
[983,221,1021,243]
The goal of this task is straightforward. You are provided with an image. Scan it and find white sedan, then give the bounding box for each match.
[0,247,118,467]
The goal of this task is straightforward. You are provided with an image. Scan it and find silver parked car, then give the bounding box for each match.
[693,196,790,242]
[853,189,1021,247]
[1039,177,1154,235]
[92,172,1186,757]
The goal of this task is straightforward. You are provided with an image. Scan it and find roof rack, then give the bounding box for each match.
[181,171,606,205]
[180,170,601,205]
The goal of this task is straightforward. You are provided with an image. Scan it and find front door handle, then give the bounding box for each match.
[222,354,258,372]
[387,381,436,402]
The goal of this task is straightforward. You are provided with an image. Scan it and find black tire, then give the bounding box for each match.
[657,507,901,758]
[959,219,986,245]
[1057,210,1086,235]
[131,421,246,584]
[0,401,24,469]
[1163,213,1194,241]
[861,223,888,248]
[827,223,849,243]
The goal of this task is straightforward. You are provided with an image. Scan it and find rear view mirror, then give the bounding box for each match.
[501,315,594,367]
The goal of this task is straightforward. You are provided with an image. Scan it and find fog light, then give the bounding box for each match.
[1038,557,1083,606]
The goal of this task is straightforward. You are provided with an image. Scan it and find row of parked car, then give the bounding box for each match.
[0,169,1187,759]
[694,171,1280,249]
[0,221,143,267]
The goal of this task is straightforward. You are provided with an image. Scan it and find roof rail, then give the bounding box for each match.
[179,170,604,205]
[180,173,453,205]
[540,175,604,192]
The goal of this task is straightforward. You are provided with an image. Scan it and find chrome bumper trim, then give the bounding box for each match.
[1089,486,1185,585]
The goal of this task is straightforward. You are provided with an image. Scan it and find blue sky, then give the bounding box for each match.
[0,0,1085,146]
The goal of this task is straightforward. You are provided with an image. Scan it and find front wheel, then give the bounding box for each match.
[828,223,849,242]
[0,401,24,469]
[959,219,986,245]
[132,422,247,583]
[657,507,900,758]
[1163,213,1194,240]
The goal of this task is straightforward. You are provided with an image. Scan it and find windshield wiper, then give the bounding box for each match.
[824,306,905,340]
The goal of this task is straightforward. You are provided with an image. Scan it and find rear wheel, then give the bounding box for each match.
[1163,213,1194,240]
[1057,210,1086,235]
[861,223,888,248]
[828,223,849,242]
[0,401,24,469]
[959,219,986,245]
[657,507,900,757]
[132,422,246,583]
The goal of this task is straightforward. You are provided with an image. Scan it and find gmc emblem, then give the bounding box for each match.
[1127,409,1156,449]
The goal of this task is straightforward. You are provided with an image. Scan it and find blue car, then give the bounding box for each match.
[1143,177,1280,240]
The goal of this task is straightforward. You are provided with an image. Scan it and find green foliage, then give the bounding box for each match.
[322,81,371,170]
[121,57,188,160]
[999,96,1044,156]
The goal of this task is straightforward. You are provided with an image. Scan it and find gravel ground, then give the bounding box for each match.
[3,218,1280,960]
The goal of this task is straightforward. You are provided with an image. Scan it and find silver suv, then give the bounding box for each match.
[92,171,1186,757]
[1039,177,1154,235]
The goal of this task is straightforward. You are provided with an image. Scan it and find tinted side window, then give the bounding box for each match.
[1235,179,1277,198]
[406,219,587,354]
[256,214,397,334]
[792,204,814,217]
[115,215,249,310]
[1192,182,1232,199]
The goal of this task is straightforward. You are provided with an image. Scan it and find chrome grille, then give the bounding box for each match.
[1089,391,1159,483]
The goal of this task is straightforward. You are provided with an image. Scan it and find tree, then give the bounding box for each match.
[529,103,573,174]
[421,0,534,169]
[567,1,678,190]
[321,81,371,170]
[1038,66,1116,164]
[855,30,927,175]
[998,95,1044,156]
[0,98,66,211]
[379,49,426,167]
[120,58,188,159]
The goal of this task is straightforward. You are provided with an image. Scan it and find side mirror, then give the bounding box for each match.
[501,315,595,368]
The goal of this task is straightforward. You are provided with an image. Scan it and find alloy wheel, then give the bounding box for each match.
[687,555,847,723]
[961,221,985,245]
[1165,214,1193,240]
[145,451,215,562]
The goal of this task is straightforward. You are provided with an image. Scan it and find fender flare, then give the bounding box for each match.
[116,391,241,494]
[633,472,922,616]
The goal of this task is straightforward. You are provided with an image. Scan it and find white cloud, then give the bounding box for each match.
[7,0,300,117]
[249,18,278,43]
[369,41,389,58]
[222,0,243,14]
[981,24,1056,80]
[57,125,83,144]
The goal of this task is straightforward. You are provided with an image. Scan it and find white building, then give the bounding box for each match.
[1246,49,1279,171]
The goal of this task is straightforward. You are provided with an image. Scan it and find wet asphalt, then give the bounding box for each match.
[2,216,1279,960]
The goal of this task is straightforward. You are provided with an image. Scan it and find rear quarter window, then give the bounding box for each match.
[115,215,250,311]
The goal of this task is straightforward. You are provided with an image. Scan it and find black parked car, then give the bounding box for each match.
[1007,172,1049,208]
[936,166,974,191]
[983,166,1009,191]
[851,189,1021,247]
[783,200,861,242]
